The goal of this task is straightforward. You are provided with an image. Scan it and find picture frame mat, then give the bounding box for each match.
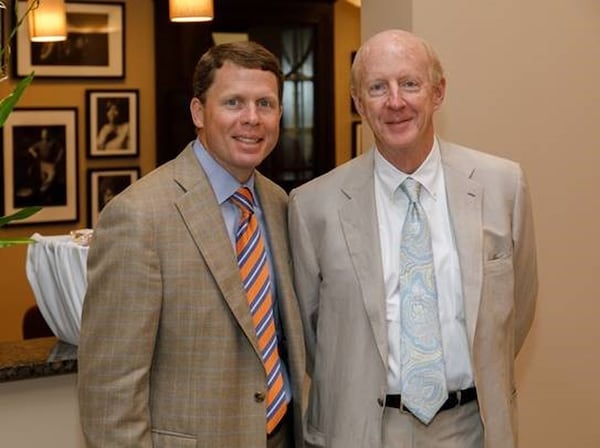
[15,1,124,78]
[87,167,139,227]
[87,89,139,157]
[2,109,78,224]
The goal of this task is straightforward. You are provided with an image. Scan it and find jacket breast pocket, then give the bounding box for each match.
[484,255,513,276]
[151,429,197,447]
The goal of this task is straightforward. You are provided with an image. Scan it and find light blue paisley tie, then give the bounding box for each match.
[399,177,448,424]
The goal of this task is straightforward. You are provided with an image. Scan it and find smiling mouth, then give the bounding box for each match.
[234,136,262,144]
[387,116,412,125]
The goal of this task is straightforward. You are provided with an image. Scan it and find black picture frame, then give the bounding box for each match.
[14,1,125,78]
[350,50,358,115]
[1,108,79,225]
[86,89,139,157]
[352,120,363,158]
[0,6,6,81]
[87,167,139,228]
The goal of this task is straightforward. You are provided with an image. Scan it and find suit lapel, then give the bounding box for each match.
[255,173,303,345]
[339,150,389,367]
[440,142,483,349]
[172,145,261,357]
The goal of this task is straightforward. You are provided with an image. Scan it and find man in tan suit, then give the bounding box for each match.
[288,30,537,447]
[78,41,305,448]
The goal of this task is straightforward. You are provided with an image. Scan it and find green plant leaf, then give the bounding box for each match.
[0,72,34,127]
[0,206,42,228]
[0,237,37,248]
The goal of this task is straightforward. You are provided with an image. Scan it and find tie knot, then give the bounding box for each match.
[400,177,421,203]
[230,187,255,215]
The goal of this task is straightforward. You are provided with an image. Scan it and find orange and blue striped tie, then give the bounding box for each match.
[230,187,288,433]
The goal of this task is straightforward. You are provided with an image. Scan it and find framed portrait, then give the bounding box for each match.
[14,1,125,78]
[0,6,6,81]
[86,89,139,157]
[352,121,363,158]
[1,108,78,225]
[87,167,139,228]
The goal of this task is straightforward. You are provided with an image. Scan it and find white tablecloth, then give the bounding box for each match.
[25,233,89,346]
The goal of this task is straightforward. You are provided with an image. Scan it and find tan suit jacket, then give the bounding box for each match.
[78,144,305,447]
[288,140,537,448]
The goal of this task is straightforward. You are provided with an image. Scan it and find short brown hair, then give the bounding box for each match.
[192,41,283,104]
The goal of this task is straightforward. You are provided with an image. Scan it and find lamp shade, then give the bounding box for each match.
[28,0,67,42]
[169,0,214,22]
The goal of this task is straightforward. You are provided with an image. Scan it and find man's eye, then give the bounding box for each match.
[225,98,241,107]
[257,98,275,108]
[401,80,420,92]
[367,83,387,97]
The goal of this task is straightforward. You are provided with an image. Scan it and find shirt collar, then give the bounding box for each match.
[374,137,443,201]
[193,139,255,205]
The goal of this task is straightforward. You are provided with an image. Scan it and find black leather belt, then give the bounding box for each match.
[384,387,477,415]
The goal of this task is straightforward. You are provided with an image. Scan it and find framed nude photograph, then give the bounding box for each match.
[87,167,139,228]
[1,108,78,225]
[86,89,139,157]
[14,1,125,78]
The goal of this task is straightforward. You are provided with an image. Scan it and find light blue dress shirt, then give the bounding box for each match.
[193,139,292,404]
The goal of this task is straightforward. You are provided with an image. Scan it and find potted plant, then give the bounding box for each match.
[0,1,42,245]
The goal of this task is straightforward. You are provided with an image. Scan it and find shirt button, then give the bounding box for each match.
[254,392,266,402]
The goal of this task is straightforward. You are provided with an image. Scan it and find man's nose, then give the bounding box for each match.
[241,104,260,124]
[386,86,406,109]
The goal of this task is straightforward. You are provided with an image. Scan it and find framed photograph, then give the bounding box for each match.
[350,51,358,115]
[14,1,125,78]
[87,167,139,228]
[1,108,78,224]
[86,89,139,157]
[352,121,363,157]
[0,6,6,81]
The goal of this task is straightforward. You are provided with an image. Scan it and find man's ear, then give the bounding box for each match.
[432,77,446,110]
[351,91,364,117]
[190,97,204,129]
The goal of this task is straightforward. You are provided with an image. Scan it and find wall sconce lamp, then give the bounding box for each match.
[169,0,214,23]
[28,0,68,42]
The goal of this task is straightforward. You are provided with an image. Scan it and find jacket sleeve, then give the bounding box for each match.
[78,192,160,447]
[512,165,538,355]
[288,190,320,375]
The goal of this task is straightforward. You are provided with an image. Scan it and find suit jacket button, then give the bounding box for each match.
[254,392,266,402]
[377,398,384,407]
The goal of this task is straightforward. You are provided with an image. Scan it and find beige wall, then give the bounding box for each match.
[0,0,155,342]
[363,0,600,446]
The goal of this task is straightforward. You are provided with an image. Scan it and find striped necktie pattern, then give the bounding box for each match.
[230,187,288,433]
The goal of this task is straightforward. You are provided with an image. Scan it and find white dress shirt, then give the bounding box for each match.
[374,138,474,393]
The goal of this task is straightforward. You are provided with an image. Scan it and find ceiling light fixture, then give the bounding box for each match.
[169,0,214,23]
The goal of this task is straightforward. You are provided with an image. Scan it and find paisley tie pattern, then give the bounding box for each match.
[398,177,448,424]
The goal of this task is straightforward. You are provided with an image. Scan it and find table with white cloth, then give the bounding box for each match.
[25,232,90,347]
